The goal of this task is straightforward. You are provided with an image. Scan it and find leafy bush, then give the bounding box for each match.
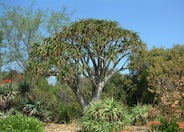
[81,98,129,132]
[0,113,44,132]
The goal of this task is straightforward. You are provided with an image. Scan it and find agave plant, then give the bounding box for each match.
[85,101,104,120]
[5,83,18,101]
[103,98,123,122]
[17,97,45,118]
[81,98,126,132]
[0,83,18,112]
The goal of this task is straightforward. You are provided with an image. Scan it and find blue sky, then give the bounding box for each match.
[1,0,184,84]
[1,0,184,49]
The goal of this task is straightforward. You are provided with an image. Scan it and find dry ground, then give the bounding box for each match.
[44,123,149,132]
[45,123,81,132]
[44,122,184,132]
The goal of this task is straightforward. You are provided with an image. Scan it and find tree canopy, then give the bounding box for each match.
[29,19,145,110]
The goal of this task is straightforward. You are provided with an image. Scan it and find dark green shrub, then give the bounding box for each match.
[81,98,129,132]
[48,102,82,123]
[0,113,44,132]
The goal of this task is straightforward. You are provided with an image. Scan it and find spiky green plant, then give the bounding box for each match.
[18,80,32,98]
[0,83,18,112]
[81,98,129,132]
[17,97,45,118]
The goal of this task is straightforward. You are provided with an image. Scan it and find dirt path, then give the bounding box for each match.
[44,123,149,132]
[45,123,81,132]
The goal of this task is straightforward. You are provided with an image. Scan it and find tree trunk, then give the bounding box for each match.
[91,74,114,103]
[72,87,89,111]
[91,81,105,103]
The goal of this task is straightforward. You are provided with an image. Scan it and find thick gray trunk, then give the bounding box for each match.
[91,74,114,103]
[91,81,105,103]
[72,88,89,111]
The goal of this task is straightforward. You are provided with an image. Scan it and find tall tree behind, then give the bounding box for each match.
[0,2,73,71]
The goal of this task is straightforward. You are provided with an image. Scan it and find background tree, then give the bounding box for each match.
[29,19,145,110]
[102,73,127,103]
[102,72,154,106]
[0,2,73,72]
[129,44,184,106]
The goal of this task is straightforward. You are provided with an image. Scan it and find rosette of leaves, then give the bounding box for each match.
[0,83,18,112]
[17,97,45,119]
[17,80,32,98]
[81,98,128,132]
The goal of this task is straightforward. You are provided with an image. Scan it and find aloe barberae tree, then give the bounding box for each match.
[28,19,145,110]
